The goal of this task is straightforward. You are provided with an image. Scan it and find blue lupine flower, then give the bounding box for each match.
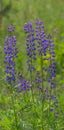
[35,20,50,99]
[18,72,31,92]
[47,34,58,114]
[24,22,36,72]
[24,22,33,33]
[24,20,58,117]
[51,95,56,99]
[4,26,17,83]
[47,34,56,88]
[35,19,48,56]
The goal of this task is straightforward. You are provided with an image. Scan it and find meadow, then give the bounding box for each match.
[0,0,64,130]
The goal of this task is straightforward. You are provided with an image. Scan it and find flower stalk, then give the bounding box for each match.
[4,25,18,130]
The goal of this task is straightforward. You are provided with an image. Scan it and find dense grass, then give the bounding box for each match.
[0,0,64,130]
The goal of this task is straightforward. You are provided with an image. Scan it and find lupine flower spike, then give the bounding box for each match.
[47,34,58,116]
[4,25,18,84]
[24,22,36,72]
[4,25,18,130]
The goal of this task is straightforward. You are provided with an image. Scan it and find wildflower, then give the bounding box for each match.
[24,22,36,72]
[47,34,58,115]
[35,19,49,97]
[35,19,48,56]
[4,26,18,84]
[18,72,31,92]
[47,34,56,89]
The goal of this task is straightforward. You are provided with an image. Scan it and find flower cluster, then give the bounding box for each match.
[4,25,18,83]
[3,21,59,130]
[35,19,48,56]
[35,20,50,98]
[18,72,31,92]
[4,22,58,114]
[47,34,58,115]
[24,22,36,72]
[48,35,56,91]
[24,20,58,108]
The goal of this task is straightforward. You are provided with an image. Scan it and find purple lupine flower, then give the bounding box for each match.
[24,22,36,72]
[47,34,58,115]
[35,19,48,56]
[4,26,18,84]
[35,19,50,99]
[18,72,31,92]
[47,34,56,89]
[24,22,33,33]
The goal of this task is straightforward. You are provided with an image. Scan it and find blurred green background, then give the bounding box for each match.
[0,0,64,88]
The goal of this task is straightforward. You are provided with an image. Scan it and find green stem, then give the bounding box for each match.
[10,85,18,130]
[40,56,44,130]
[30,59,36,129]
[11,92,18,130]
